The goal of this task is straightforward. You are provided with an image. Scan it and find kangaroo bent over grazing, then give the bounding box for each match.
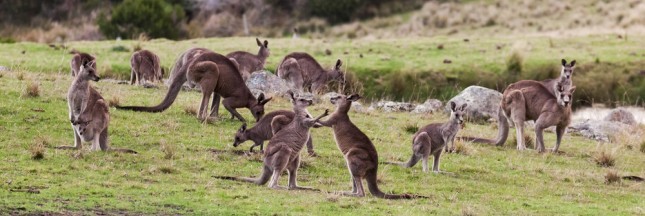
[186,51,272,122]
[317,94,423,199]
[70,52,95,77]
[226,38,270,81]
[214,92,328,190]
[117,47,209,112]
[233,110,316,156]
[386,102,466,173]
[130,50,163,85]
[277,52,344,93]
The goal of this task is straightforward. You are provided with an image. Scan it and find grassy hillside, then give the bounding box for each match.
[0,35,643,106]
[0,61,643,214]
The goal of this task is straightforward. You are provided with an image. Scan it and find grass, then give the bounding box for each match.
[0,66,643,215]
[593,147,617,167]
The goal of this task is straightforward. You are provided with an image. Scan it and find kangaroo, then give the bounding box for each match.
[58,60,136,153]
[116,47,209,112]
[465,78,576,153]
[185,51,272,122]
[277,52,344,93]
[317,94,423,199]
[540,59,576,96]
[226,38,270,81]
[233,110,317,156]
[130,49,163,85]
[70,51,95,77]
[214,91,328,190]
[385,102,467,173]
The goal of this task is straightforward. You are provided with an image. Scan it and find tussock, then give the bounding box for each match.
[29,142,45,160]
[183,105,198,116]
[160,140,176,160]
[108,95,120,107]
[604,170,621,185]
[22,82,40,98]
[593,147,616,167]
[453,140,474,156]
[403,124,419,134]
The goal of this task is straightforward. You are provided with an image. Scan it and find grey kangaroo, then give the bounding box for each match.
[317,94,425,199]
[58,60,136,153]
[385,101,467,173]
[233,109,317,156]
[226,38,270,81]
[214,91,328,190]
[130,49,163,85]
[277,52,344,93]
[541,59,576,96]
[70,51,95,77]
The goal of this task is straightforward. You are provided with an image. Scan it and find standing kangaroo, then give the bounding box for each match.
[116,47,209,112]
[58,60,136,153]
[465,78,576,152]
[226,38,270,81]
[186,51,272,122]
[130,49,163,85]
[317,94,423,199]
[385,102,467,173]
[233,109,317,156]
[70,51,95,77]
[214,92,328,190]
[541,59,576,96]
[277,52,344,93]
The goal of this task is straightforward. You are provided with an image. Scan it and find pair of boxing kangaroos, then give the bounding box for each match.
[60,40,577,199]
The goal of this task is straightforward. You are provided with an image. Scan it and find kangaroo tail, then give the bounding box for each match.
[213,166,272,185]
[109,148,138,154]
[365,169,422,199]
[383,153,420,168]
[459,106,509,146]
[115,70,186,112]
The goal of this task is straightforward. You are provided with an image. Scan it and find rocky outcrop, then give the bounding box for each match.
[445,86,502,121]
[412,99,443,114]
[370,101,416,112]
[603,108,637,125]
[245,70,290,96]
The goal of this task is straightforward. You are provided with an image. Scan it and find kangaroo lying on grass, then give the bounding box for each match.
[117,47,209,112]
[277,52,344,93]
[186,51,272,122]
[386,101,467,173]
[226,38,270,81]
[233,109,317,156]
[214,91,328,190]
[70,51,95,77]
[317,94,424,199]
[58,60,136,153]
[465,78,576,152]
[130,49,164,85]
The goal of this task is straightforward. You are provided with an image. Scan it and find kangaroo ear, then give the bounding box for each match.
[561,59,567,66]
[240,123,247,131]
[263,40,268,48]
[256,38,262,46]
[459,103,468,110]
[347,94,361,101]
[257,93,265,103]
[335,59,342,70]
[260,97,272,105]
[570,60,576,67]
[287,90,296,102]
[569,86,576,94]
[450,101,457,111]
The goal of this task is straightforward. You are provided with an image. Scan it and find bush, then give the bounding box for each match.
[98,0,186,40]
[307,0,365,24]
[506,51,523,82]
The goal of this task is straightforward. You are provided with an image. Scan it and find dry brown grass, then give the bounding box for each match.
[593,147,617,167]
[604,170,621,185]
[183,105,198,116]
[453,140,474,156]
[461,206,477,216]
[29,141,46,160]
[108,95,120,107]
[522,133,534,149]
[17,73,24,80]
[160,140,176,160]
[159,166,177,174]
[22,82,40,98]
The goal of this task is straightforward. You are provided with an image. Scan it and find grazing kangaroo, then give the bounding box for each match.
[214,92,328,190]
[541,59,576,96]
[226,38,270,81]
[465,78,576,152]
[70,51,95,77]
[58,60,136,153]
[385,102,467,173]
[277,52,344,93]
[116,47,209,112]
[130,50,163,85]
[233,110,317,156]
[186,51,272,122]
[317,94,423,199]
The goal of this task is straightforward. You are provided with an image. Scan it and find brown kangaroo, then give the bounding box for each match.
[58,60,136,153]
[385,101,467,173]
[277,52,344,93]
[116,47,209,112]
[185,51,272,122]
[214,91,328,190]
[317,94,424,199]
[226,38,270,81]
[233,109,317,156]
[465,78,576,153]
[70,51,95,77]
[130,49,163,85]
[541,59,576,96]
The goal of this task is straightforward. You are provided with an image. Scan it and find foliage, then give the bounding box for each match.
[98,0,186,40]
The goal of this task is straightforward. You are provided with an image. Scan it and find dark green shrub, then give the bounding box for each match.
[307,0,365,24]
[506,51,523,82]
[98,0,186,40]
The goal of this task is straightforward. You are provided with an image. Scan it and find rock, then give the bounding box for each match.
[245,70,290,96]
[371,101,416,112]
[320,92,342,103]
[412,99,443,114]
[445,86,502,121]
[603,108,637,125]
[0,66,9,72]
[568,119,631,142]
[352,101,367,113]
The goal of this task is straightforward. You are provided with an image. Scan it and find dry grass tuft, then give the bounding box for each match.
[183,105,198,116]
[593,147,617,167]
[29,142,45,160]
[108,95,120,107]
[640,141,645,154]
[461,206,477,216]
[22,82,40,98]
[403,124,419,134]
[522,133,534,149]
[453,140,473,156]
[159,166,177,174]
[132,43,143,52]
[17,72,24,80]
[604,170,621,185]
[160,140,176,160]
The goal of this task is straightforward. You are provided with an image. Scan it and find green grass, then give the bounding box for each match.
[0,66,643,215]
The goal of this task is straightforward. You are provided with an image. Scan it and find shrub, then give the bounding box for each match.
[593,148,616,167]
[98,0,186,40]
[506,51,523,82]
[604,170,621,185]
[30,142,45,160]
[22,82,40,98]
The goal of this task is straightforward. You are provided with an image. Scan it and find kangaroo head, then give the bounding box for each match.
[232,123,248,147]
[555,81,576,107]
[449,101,467,125]
[79,59,99,82]
[256,38,270,58]
[287,90,313,113]
[250,93,272,122]
[329,59,345,84]
[560,59,576,80]
[330,93,361,112]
